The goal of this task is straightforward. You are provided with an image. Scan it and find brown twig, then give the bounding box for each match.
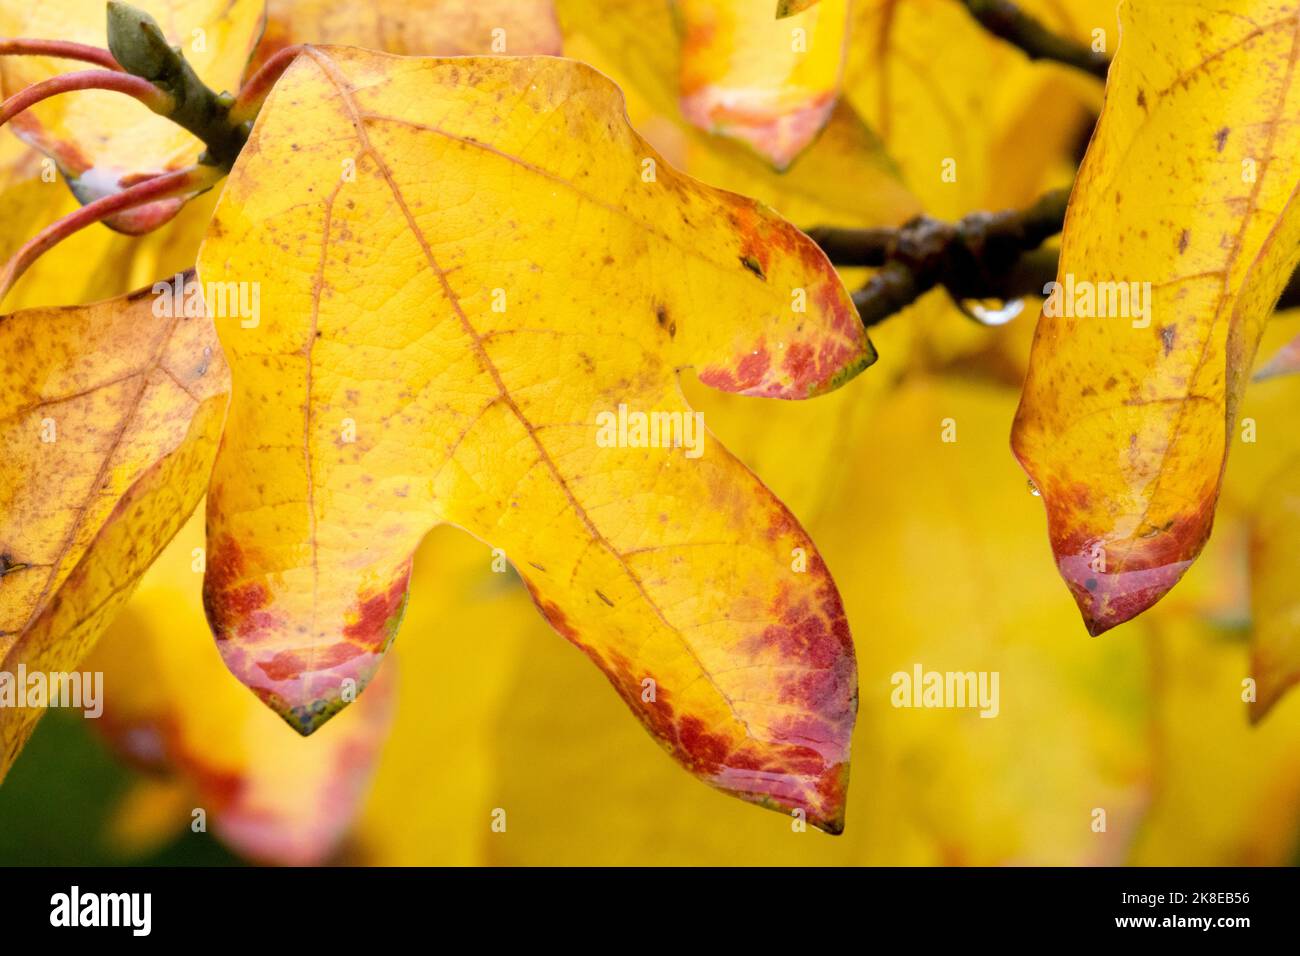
[957,0,1110,79]
[837,3,1105,321]
[808,189,1070,326]
[810,190,1300,328]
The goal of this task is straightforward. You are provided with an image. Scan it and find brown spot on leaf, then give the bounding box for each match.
[655,304,676,337]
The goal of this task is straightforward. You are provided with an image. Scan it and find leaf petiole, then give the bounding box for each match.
[0,164,224,304]
[228,45,307,127]
[0,68,174,129]
[0,38,123,71]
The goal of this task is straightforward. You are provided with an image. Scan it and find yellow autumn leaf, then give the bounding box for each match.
[0,0,263,211]
[0,279,228,777]
[675,0,850,169]
[1012,0,1300,635]
[1246,455,1300,720]
[845,0,1083,219]
[557,0,919,228]
[86,511,395,865]
[248,0,561,72]
[197,47,868,830]
[520,9,1111,858]
[1129,613,1300,865]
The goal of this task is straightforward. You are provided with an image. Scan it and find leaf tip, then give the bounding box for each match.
[810,761,850,834]
[1246,667,1299,725]
[815,811,846,836]
[775,0,819,20]
[279,696,347,736]
[1247,700,1270,726]
[681,90,836,171]
[1056,548,1194,636]
[810,332,876,397]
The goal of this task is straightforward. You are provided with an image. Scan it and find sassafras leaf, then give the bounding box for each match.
[197,48,867,830]
[1012,0,1300,634]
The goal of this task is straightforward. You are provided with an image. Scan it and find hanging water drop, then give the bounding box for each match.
[957,297,1025,327]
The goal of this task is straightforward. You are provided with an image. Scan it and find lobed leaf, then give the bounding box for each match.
[365,379,1152,865]
[1012,0,1300,634]
[197,47,867,830]
[557,0,919,537]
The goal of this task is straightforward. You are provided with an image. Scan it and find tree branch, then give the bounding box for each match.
[810,190,1300,328]
[105,1,248,168]
[957,0,1110,79]
[808,188,1070,326]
